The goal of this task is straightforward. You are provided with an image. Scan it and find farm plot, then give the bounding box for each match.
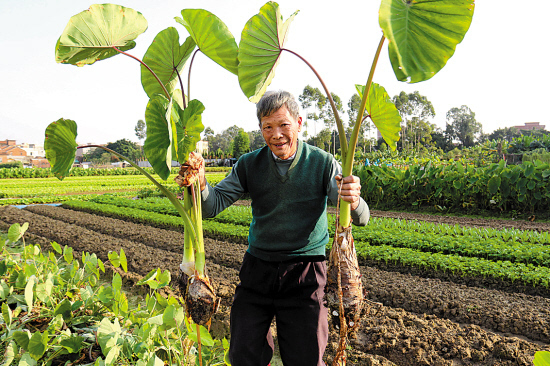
[1,203,549,365]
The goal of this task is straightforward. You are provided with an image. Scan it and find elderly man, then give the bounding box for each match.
[197,90,370,366]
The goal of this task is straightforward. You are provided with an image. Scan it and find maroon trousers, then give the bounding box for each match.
[228,252,328,366]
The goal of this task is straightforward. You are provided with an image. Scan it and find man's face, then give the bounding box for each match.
[260,105,302,160]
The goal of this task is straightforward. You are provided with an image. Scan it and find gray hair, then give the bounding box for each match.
[256,90,300,125]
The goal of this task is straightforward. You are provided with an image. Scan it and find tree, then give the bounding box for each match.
[446,105,482,147]
[87,139,142,162]
[488,127,521,142]
[306,128,331,152]
[346,93,373,153]
[203,126,215,140]
[298,85,344,155]
[135,119,146,141]
[248,130,265,151]
[233,129,250,159]
[393,91,435,151]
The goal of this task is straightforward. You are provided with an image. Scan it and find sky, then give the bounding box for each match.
[1,1,549,146]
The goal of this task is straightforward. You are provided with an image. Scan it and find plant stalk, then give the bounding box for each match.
[76,145,198,245]
[112,47,170,99]
[282,48,348,158]
[339,35,385,227]
[188,49,200,102]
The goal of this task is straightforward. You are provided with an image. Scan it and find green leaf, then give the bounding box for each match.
[28,331,48,361]
[356,83,401,151]
[144,95,172,180]
[238,2,299,102]
[13,330,31,351]
[119,248,128,273]
[176,9,238,74]
[524,162,535,177]
[172,99,205,163]
[147,314,164,325]
[185,317,214,346]
[2,302,12,327]
[108,251,120,268]
[162,305,184,329]
[60,336,85,353]
[54,299,73,321]
[3,341,17,366]
[8,222,28,243]
[146,355,165,366]
[97,318,122,355]
[157,270,171,288]
[112,273,122,291]
[51,241,62,254]
[141,28,196,99]
[379,0,475,83]
[18,353,37,366]
[24,276,35,314]
[44,118,78,180]
[535,351,550,366]
[136,269,158,286]
[55,4,148,66]
[488,175,501,195]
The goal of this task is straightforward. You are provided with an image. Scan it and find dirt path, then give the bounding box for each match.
[1,205,549,365]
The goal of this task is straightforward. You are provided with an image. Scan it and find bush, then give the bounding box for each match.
[0,161,23,169]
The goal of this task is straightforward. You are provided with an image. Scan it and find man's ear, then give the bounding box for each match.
[297,116,303,132]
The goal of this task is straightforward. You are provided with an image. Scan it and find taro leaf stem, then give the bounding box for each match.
[187,49,201,102]
[282,48,348,158]
[197,323,203,366]
[175,67,187,109]
[112,46,171,100]
[76,145,198,247]
[339,35,385,228]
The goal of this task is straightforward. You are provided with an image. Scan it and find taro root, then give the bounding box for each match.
[175,152,219,326]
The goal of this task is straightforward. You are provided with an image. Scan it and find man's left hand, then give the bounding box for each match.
[335,174,362,211]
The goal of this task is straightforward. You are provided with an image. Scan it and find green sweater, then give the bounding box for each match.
[235,140,333,261]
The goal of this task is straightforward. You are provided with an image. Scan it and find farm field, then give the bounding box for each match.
[1,197,550,365]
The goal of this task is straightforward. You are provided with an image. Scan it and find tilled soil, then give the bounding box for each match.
[1,204,549,365]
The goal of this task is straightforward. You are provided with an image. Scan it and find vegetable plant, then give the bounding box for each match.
[0,222,227,365]
[45,1,475,365]
[46,2,243,342]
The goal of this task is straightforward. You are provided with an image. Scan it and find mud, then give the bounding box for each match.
[1,204,549,365]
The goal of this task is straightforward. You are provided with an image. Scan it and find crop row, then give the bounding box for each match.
[87,195,550,246]
[59,199,550,289]
[61,200,249,243]
[0,174,226,202]
[0,166,230,179]
[355,159,550,214]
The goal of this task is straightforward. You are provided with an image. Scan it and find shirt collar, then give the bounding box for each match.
[271,150,297,162]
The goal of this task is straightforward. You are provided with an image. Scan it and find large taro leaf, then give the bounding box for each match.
[44,118,78,180]
[534,351,550,366]
[55,4,148,67]
[141,28,196,99]
[171,99,205,164]
[238,2,299,102]
[144,95,173,180]
[175,9,238,75]
[379,0,475,83]
[356,83,401,151]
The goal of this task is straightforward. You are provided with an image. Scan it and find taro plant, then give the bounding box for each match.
[232,1,474,364]
[45,3,246,332]
[0,222,227,365]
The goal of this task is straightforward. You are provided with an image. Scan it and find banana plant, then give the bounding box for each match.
[235,1,474,364]
[47,4,241,331]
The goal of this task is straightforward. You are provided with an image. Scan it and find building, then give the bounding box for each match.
[0,145,27,164]
[0,139,16,146]
[512,122,546,131]
[196,140,208,155]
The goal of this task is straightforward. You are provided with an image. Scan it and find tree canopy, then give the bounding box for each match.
[446,105,482,147]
